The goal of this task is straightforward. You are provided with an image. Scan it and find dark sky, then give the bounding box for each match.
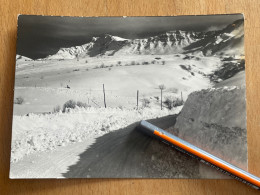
[17,14,243,59]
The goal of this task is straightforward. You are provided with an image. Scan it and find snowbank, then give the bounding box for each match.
[11,106,182,163]
[171,86,247,169]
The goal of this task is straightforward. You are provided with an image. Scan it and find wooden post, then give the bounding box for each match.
[103,84,106,108]
[161,89,163,110]
[137,90,139,109]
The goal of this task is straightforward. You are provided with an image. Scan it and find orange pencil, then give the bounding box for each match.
[138,120,260,190]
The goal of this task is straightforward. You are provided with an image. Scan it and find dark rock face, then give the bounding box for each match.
[209,59,245,83]
[86,34,128,57]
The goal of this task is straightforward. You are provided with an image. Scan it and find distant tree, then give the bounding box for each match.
[142,98,150,108]
[172,98,184,107]
[100,63,105,68]
[53,105,61,113]
[164,97,184,110]
[164,97,174,110]
[14,96,24,105]
[62,100,89,112]
[159,84,166,110]
[63,100,76,112]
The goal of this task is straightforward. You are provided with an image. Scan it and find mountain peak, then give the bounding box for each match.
[16,55,32,61]
[96,34,129,42]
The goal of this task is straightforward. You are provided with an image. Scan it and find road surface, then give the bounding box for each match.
[10,115,223,178]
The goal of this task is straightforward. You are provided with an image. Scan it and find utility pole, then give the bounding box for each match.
[159,84,166,110]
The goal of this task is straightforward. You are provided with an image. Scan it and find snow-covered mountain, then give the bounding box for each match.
[184,19,244,56]
[16,55,32,62]
[117,31,205,55]
[46,32,204,60]
[45,35,129,60]
[45,19,244,60]
[15,55,33,69]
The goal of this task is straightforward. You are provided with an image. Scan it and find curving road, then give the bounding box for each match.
[11,115,223,178]
[63,115,201,178]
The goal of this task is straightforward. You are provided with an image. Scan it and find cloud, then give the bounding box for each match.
[206,25,226,32]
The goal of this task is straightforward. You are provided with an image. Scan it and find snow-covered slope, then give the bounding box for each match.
[16,55,33,69]
[46,35,129,59]
[13,54,221,116]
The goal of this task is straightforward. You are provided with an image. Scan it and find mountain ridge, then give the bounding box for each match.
[19,19,244,60]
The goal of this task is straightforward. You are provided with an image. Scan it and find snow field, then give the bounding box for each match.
[12,54,221,163]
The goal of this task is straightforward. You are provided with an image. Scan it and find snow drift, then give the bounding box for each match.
[171,86,247,169]
[11,106,182,162]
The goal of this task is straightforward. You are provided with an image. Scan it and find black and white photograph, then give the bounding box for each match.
[10,14,247,178]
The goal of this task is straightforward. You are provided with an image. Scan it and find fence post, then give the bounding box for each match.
[161,89,163,110]
[103,84,106,108]
[137,90,139,109]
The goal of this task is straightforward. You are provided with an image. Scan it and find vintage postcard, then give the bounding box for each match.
[10,14,246,178]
